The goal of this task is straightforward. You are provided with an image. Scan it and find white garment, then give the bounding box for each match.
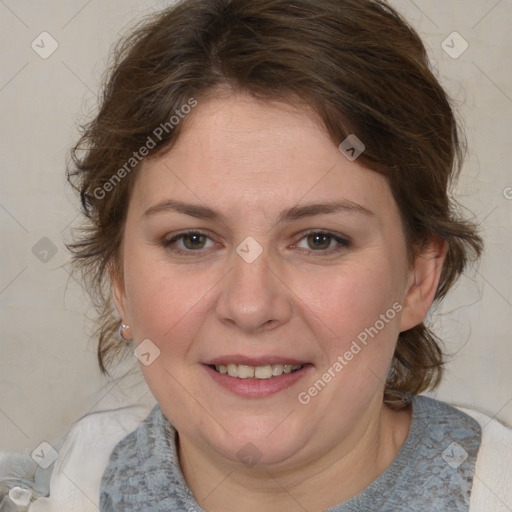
[459,406,512,512]
[30,405,153,512]
[7,403,512,512]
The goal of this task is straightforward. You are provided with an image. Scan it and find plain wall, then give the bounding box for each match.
[0,0,511,453]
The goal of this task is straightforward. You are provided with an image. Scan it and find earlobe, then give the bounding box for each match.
[399,238,448,332]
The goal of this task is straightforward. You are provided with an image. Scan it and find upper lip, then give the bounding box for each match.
[204,355,310,366]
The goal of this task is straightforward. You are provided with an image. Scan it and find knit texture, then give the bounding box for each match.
[99,396,481,511]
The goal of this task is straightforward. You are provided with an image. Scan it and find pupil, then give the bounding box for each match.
[309,234,330,250]
[185,233,204,249]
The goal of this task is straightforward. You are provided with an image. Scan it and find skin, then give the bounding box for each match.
[112,94,447,512]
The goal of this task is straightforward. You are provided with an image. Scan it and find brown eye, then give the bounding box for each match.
[181,233,207,250]
[307,233,332,250]
[295,231,351,254]
[162,231,215,256]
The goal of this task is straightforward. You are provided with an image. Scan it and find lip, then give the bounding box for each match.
[202,362,313,399]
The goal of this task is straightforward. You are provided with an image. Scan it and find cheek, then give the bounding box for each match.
[121,250,215,413]
[294,262,404,416]
[304,256,403,340]
[299,251,405,392]
[122,240,210,350]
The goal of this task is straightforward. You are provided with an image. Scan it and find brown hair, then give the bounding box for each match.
[67,0,483,409]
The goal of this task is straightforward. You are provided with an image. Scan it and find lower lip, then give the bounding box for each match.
[203,364,313,398]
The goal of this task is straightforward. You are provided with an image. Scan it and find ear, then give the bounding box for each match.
[108,259,130,326]
[399,237,448,332]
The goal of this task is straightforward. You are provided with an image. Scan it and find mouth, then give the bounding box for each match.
[203,358,312,398]
[208,363,304,379]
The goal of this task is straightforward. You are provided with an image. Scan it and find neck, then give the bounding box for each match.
[178,400,412,512]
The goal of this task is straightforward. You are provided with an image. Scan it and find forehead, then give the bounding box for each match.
[167,94,333,171]
[132,94,395,221]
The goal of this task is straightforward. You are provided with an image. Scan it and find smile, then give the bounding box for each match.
[211,363,304,379]
[203,360,312,398]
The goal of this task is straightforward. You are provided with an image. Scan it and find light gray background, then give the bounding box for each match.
[0,0,511,453]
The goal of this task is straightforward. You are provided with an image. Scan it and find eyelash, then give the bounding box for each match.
[161,229,351,257]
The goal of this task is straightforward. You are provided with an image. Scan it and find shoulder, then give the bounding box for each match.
[453,403,512,512]
[414,395,481,427]
[45,404,154,512]
[100,404,161,481]
[375,396,509,512]
[411,395,482,448]
[98,404,185,511]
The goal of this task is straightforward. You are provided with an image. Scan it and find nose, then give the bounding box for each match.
[215,244,293,334]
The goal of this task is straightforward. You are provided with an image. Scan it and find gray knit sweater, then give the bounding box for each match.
[99,396,481,511]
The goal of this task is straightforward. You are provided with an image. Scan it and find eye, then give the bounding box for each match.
[162,230,215,255]
[161,229,351,257]
[293,230,351,254]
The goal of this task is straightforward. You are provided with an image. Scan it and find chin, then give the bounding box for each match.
[201,417,310,468]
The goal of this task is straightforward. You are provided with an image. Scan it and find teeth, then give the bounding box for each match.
[255,365,272,379]
[214,363,303,379]
[271,364,284,376]
[238,365,255,378]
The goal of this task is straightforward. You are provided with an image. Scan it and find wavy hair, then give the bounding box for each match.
[67,0,483,409]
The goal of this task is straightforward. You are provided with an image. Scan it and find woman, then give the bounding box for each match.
[61,0,511,510]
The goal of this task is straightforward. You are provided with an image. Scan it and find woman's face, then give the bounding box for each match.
[113,94,421,469]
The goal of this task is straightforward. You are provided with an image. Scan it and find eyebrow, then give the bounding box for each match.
[143,199,374,223]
